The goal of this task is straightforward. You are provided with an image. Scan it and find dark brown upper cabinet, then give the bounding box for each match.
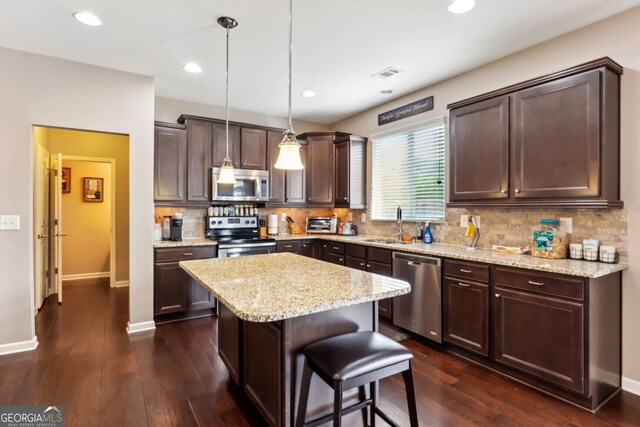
[267,130,286,204]
[285,144,307,204]
[154,122,187,202]
[241,128,267,170]
[304,134,335,206]
[447,57,623,208]
[185,119,213,202]
[334,135,367,209]
[449,96,509,202]
[212,121,241,168]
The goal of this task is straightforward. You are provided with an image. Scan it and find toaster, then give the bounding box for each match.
[306,216,338,234]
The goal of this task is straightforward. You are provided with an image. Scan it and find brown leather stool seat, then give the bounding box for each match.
[295,331,419,427]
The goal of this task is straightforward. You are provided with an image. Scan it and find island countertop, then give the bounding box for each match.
[180,252,410,322]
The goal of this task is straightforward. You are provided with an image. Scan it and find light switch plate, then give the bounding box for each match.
[0,215,20,230]
[281,212,287,221]
[559,217,573,234]
[360,213,367,223]
[347,212,353,222]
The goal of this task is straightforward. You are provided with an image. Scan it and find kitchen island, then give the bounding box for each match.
[180,253,410,427]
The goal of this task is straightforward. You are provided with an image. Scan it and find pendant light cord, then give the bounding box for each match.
[287,0,293,130]
[225,27,230,159]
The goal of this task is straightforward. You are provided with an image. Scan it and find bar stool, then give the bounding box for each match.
[295,331,419,427]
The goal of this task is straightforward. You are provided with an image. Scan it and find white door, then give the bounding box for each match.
[34,145,50,312]
[53,153,64,304]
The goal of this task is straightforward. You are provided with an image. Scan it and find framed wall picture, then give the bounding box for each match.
[61,167,71,193]
[83,177,104,202]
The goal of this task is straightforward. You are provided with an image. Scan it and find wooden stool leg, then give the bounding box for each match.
[402,362,419,427]
[333,381,343,427]
[295,360,313,427]
[370,381,377,427]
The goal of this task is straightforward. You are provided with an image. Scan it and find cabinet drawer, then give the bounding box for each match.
[345,256,366,271]
[345,244,366,258]
[444,260,489,283]
[367,261,392,277]
[367,247,392,264]
[155,246,216,262]
[328,242,345,254]
[494,267,584,301]
[276,241,301,253]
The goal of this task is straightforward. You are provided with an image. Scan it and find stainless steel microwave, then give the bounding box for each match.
[211,168,269,202]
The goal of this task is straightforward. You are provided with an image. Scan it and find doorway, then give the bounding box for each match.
[32,126,129,310]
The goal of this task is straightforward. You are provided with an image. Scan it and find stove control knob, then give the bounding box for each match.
[217,220,223,225]
[245,220,250,224]
[251,220,256,224]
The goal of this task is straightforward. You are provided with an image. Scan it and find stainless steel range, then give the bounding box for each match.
[206,216,276,257]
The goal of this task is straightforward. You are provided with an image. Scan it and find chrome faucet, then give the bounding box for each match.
[392,206,403,240]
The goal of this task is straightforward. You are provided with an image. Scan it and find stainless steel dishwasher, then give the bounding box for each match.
[392,252,442,343]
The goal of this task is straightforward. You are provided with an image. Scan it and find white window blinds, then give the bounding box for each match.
[370,120,446,221]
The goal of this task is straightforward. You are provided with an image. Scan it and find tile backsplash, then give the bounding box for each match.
[154,205,627,262]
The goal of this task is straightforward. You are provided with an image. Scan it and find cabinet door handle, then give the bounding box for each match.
[500,189,507,194]
[344,197,348,200]
[528,280,544,286]
[495,293,501,298]
[183,252,193,256]
[460,268,472,273]
[514,189,521,193]
[332,246,340,250]
[366,264,371,268]
[179,194,183,198]
[339,258,343,262]
[284,245,293,248]
[360,262,365,266]
[458,282,471,287]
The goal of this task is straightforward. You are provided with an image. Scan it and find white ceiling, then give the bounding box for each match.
[1,0,639,124]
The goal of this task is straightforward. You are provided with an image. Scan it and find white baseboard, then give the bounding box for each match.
[126,321,156,334]
[62,272,110,281]
[622,376,640,396]
[0,336,39,356]
[115,280,130,288]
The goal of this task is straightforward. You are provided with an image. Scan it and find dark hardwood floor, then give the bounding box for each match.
[1,280,639,426]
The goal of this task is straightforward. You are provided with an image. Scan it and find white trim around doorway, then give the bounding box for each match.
[62,155,118,288]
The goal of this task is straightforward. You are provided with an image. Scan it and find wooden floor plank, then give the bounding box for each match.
[1,280,639,427]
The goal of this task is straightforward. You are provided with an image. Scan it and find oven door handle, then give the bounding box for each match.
[218,242,277,249]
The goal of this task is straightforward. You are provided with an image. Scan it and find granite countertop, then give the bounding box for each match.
[153,238,217,248]
[274,234,627,278]
[180,253,410,322]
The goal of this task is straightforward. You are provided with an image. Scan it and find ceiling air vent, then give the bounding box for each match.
[371,67,403,79]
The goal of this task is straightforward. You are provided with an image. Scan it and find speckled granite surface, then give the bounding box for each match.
[274,234,626,278]
[153,238,216,248]
[180,253,410,322]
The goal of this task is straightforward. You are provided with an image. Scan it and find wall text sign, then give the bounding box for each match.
[378,96,434,126]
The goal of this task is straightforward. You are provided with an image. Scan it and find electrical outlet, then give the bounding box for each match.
[360,213,367,223]
[281,212,287,221]
[460,215,480,229]
[0,215,20,230]
[347,212,353,222]
[559,217,573,234]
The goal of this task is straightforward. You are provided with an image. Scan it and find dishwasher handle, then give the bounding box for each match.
[392,252,441,266]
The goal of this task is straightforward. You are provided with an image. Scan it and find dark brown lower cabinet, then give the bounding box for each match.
[493,286,584,393]
[218,303,242,385]
[300,241,316,258]
[443,278,489,356]
[243,321,282,427]
[276,241,300,254]
[327,252,345,265]
[154,246,217,322]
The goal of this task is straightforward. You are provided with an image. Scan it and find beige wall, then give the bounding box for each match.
[155,96,330,134]
[40,128,130,283]
[60,160,111,277]
[0,46,155,350]
[332,8,640,385]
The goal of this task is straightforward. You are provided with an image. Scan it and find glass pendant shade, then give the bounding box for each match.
[274,128,304,170]
[217,158,237,184]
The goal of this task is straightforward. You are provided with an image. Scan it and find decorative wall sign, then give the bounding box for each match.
[83,177,103,202]
[61,167,71,193]
[378,96,434,126]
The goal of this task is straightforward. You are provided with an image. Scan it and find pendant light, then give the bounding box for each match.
[217,16,238,184]
[274,0,304,170]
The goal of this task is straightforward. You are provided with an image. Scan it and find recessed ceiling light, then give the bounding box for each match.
[448,0,476,14]
[184,63,203,74]
[72,12,102,26]
[381,89,393,95]
[302,90,316,98]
